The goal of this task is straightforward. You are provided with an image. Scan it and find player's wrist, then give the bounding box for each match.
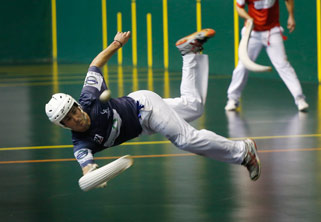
[113,40,123,48]
[82,163,98,175]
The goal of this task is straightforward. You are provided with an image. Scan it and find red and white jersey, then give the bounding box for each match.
[236,0,280,31]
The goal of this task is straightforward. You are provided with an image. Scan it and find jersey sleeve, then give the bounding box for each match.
[236,0,245,8]
[79,66,108,106]
[83,66,108,94]
[74,148,94,168]
[73,139,96,168]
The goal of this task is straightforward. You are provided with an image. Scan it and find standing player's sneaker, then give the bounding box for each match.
[297,98,309,112]
[242,139,261,181]
[176,29,216,55]
[225,99,239,111]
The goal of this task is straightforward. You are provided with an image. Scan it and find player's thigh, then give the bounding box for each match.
[147,95,195,145]
[266,33,288,65]
[246,36,263,61]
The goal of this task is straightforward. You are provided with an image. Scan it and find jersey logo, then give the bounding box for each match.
[254,0,275,10]
[76,149,88,159]
[85,76,98,85]
[84,71,103,91]
[94,134,104,144]
[100,108,111,118]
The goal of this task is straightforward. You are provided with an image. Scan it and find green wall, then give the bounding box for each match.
[0,0,319,82]
[0,0,51,64]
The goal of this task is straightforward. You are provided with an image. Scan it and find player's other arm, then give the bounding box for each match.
[89,31,131,68]
[285,0,295,33]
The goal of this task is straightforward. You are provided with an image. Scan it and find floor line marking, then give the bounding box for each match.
[0,148,320,165]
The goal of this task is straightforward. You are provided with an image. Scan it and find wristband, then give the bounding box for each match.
[114,40,123,47]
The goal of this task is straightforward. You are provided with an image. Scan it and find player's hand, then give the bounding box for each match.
[82,163,98,175]
[82,163,107,189]
[114,31,131,47]
[95,181,107,189]
[287,15,295,33]
[245,18,254,28]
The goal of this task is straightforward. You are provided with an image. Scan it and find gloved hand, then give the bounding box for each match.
[82,163,107,189]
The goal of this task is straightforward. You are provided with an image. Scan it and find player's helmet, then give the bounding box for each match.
[45,93,78,128]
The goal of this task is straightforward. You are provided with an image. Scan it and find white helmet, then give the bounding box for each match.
[45,93,78,128]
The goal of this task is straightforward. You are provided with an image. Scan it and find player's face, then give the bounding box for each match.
[61,105,91,132]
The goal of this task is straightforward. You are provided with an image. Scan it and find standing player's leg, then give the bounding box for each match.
[225,33,263,111]
[163,29,214,122]
[265,32,308,111]
[128,90,261,181]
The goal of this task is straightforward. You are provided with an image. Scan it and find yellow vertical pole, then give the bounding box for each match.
[163,0,170,97]
[51,0,57,61]
[117,12,123,65]
[101,0,109,85]
[147,13,153,67]
[131,0,138,91]
[196,0,202,31]
[51,0,58,93]
[317,0,321,82]
[163,0,169,69]
[233,0,240,68]
[131,0,137,66]
[147,13,154,91]
[117,12,123,96]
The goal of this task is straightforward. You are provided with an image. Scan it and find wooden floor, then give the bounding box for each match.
[0,65,320,222]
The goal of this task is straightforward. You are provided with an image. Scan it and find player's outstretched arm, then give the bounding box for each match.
[90,31,131,68]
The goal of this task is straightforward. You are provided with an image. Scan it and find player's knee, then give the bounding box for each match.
[187,99,204,120]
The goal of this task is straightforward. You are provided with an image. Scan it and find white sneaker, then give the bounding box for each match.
[297,99,309,112]
[225,99,239,111]
[176,29,216,55]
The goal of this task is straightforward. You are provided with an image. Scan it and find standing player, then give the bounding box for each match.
[45,30,261,188]
[225,0,309,112]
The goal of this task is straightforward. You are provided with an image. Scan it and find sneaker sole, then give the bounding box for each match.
[225,106,238,111]
[249,139,261,181]
[175,28,216,47]
[298,106,309,112]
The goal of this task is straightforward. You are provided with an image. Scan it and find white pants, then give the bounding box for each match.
[227,26,305,104]
[128,54,245,164]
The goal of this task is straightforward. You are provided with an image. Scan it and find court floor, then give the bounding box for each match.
[0,65,320,222]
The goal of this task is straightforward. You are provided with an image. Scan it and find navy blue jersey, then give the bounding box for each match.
[72,66,142,167]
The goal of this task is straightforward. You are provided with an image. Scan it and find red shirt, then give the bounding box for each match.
[237,0,280,31]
